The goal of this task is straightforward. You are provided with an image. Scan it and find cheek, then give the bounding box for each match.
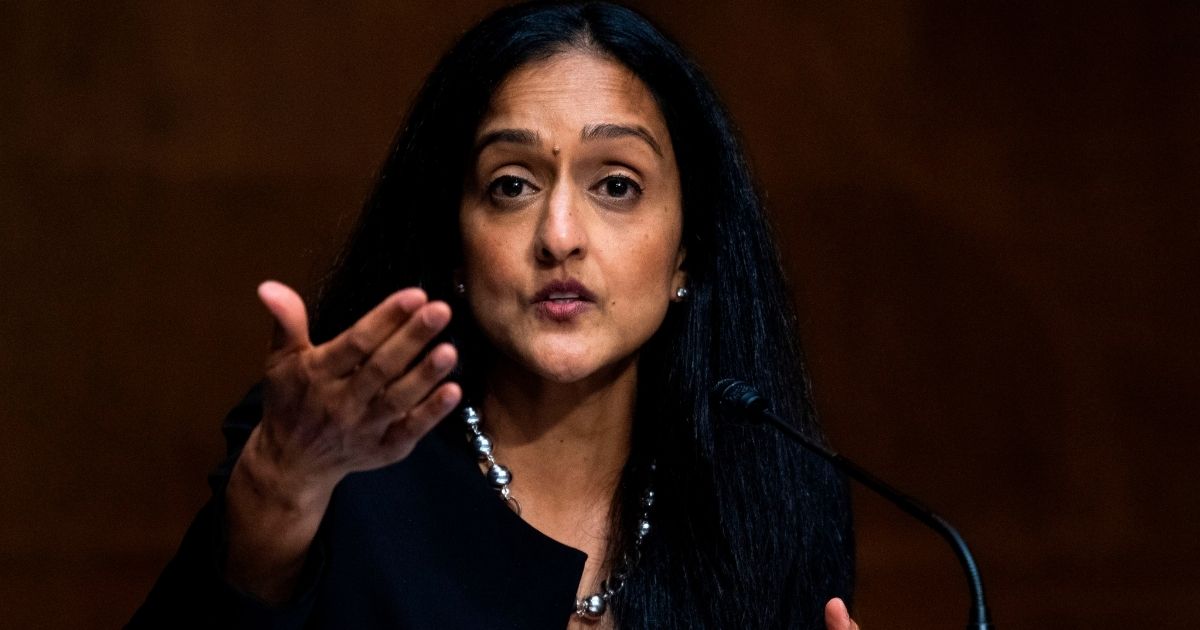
[460,224,544,357]
[608,230,680,317]
[463,229,517,290]
[462,232,513,330]
[632,217,682,283]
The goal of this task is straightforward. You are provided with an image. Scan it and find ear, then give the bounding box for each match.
[670,245,688,301]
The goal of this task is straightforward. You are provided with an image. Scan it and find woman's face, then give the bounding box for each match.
[459,51,685,384]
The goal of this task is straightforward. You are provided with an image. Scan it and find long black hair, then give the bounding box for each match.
[310,2,854,627]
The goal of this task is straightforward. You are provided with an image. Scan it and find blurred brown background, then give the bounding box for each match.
[2,1,1197,628]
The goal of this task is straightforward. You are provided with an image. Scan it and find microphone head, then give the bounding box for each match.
[712,378,766,415]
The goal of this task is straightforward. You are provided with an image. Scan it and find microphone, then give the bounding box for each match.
[713,378,994,630]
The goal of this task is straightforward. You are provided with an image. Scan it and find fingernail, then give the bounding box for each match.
[431,348,454,371]
[441,385,461,408]
[421,304,448,328]
[394,290,426,312]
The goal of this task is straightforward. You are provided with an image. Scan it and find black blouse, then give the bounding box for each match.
[128,385,589,629]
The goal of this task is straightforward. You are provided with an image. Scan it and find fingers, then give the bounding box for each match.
[314,288,430,376]
[369,342,457,420]
[824,598,858,630]
[346,301,452,401]
[258,281,312,358]
[378,381,462,459]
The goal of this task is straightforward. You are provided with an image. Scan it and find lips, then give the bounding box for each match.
[532,279,596,322]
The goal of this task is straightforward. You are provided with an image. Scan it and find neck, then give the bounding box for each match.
[480,354,638,512]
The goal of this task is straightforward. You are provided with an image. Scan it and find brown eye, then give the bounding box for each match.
[490,175,529,198]
[600,175,642,198]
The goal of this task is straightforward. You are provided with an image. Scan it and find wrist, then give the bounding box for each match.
[223,429,334,604]
[232,425,339,516]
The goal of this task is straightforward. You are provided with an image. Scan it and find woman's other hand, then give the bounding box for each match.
[223,281,462,603]
[825,598,860,630]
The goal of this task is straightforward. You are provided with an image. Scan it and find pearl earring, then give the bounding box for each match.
[675,286,690,300]
[455,282,466,295]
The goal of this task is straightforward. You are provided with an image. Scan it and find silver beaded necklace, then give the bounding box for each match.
[462,405,654,620]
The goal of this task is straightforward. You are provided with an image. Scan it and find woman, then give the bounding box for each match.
[131,2,857,628]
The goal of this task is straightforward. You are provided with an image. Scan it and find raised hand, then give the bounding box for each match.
[224,281,462,603]
[252,280,461,489]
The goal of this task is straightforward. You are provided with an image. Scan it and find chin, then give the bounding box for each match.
[530,357,599,384]
[493,337,635,386]
[527,347,640,386]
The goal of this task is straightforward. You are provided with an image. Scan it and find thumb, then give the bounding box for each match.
[257,280,312,356]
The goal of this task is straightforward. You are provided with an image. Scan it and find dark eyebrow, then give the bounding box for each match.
[474,128,541,154]
[581,123,663,157]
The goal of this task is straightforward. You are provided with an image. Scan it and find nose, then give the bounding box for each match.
[535,182,587,265]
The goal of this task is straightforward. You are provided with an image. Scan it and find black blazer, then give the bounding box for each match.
[128,385,588,629]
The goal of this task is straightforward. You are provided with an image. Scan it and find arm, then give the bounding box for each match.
[126,386,322,630]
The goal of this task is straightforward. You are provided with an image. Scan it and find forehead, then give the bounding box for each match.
[480,51,670,143]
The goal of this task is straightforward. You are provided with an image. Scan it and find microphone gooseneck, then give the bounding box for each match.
[712,378,994,630]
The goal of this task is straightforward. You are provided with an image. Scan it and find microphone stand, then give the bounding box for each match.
[714,380,994,630]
